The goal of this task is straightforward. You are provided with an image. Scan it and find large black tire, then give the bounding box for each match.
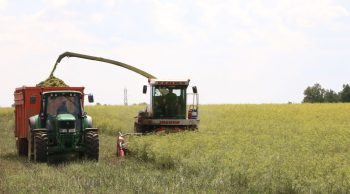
[134,123,151,133]
[84,131,99,161]
[34,132,48,162]
[134,123,142,133]
[17,138,28,156]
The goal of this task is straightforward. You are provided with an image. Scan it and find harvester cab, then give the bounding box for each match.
[134,79,199,133]
[27,90,99,162]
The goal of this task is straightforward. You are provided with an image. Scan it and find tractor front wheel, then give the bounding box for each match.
[34,132,48,162]
[84,131,99,160]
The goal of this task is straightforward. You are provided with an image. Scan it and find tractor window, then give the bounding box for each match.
[46,95,81,116]
[152,86,187,119]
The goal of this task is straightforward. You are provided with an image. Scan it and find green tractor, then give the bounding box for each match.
[25,90,99,162]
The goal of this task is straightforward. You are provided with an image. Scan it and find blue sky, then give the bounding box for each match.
[1,0,350,106]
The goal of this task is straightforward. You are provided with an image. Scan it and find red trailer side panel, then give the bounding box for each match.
[14,86,85,139]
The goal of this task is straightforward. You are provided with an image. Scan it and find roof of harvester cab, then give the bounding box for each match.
[149,79,190,86]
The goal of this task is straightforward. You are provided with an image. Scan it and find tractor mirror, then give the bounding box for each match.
[88,94,94,103]
[192,86,198,94]
[143,85,147,94]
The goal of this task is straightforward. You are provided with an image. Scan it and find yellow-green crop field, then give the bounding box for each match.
[1,104,350,193]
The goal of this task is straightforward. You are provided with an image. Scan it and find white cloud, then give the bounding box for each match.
[44,0,122,8]
[151,0,193,41]
[45,0,69,7]
[90,13,105,23]
[282,0,349,27]
[0,0,7,10]
[193,0,348,51]
[0,9,101,53]
[102,0,120,6]
[149,0,340,52]
[0,8,104,106]
[1,0,349,106]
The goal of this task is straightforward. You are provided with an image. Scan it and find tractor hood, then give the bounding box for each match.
[56,114,76,122]
[56,114,76,132]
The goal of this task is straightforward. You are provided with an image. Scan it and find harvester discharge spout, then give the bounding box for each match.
[49,51,157,79]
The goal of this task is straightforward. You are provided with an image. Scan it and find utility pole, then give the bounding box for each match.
[124,87,128,106]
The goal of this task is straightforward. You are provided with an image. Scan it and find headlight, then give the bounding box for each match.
[68,128,76,133]
[59,128,67,133]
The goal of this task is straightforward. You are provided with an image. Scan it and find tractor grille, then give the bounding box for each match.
[58,120,75,130]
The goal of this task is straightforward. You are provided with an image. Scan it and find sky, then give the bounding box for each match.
[1,0,350,106]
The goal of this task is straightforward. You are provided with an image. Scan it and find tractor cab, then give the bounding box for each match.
[41,91,84,131]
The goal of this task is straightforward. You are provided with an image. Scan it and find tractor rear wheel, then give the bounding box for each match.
[34,132,48,162]
[84,131,99,160]
[17,138,28,156]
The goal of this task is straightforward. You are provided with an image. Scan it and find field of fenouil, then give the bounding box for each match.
[1,104,350,193]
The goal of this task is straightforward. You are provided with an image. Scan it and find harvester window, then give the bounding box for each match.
[152,86,187,119]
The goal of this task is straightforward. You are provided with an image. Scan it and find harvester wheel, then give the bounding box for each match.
[134,123,141,133]
[17,138,28,156]
[134,123,149,133]
[34,132,48,162]
[85,131,99,160]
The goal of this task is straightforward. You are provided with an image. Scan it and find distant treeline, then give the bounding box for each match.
[303,83,350,103]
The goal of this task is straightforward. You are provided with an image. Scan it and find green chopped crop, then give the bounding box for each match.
[37,76,68,87]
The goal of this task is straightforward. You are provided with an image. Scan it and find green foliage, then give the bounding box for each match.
[303,83,350,103]
[340,84,350,102]
[303,83,325,103]
[2,104,350,193]
[84,105,143,136]
[128,104,350,193]
[37,76,68,87]
[324,89,340,103]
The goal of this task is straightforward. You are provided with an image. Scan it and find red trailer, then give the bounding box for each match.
[14,86,85,156]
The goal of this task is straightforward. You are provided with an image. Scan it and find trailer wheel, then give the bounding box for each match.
[85,131,99,160]
[34,132,48,162]
[17,138,28,156]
